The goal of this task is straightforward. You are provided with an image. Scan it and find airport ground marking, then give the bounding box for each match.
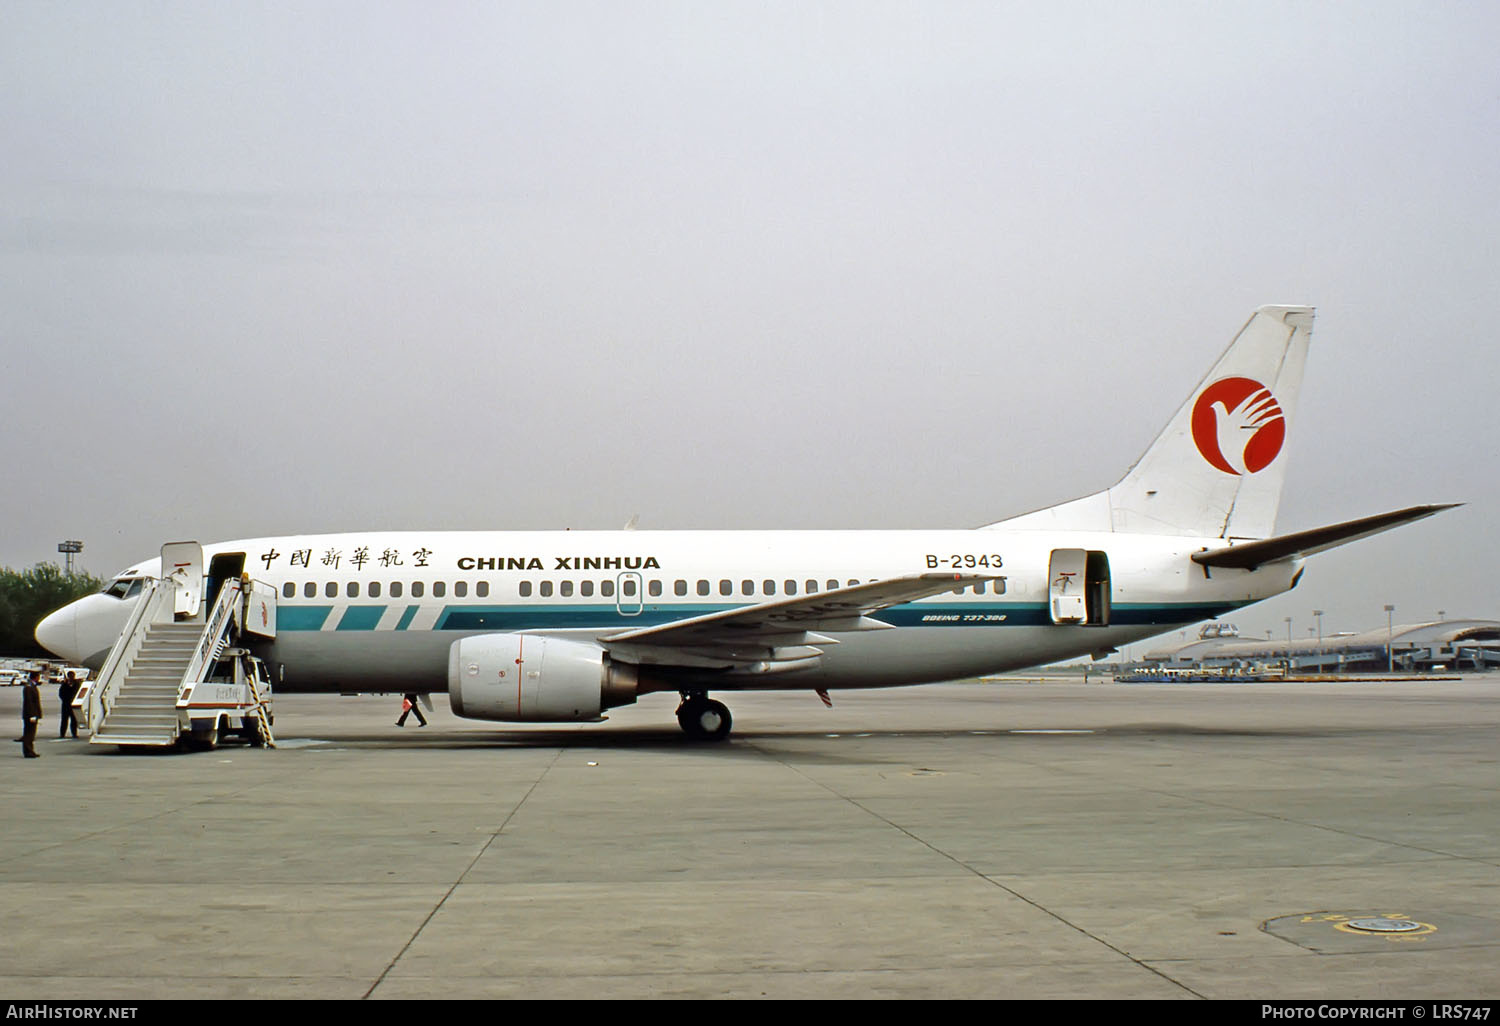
[739,737,1207,999]
[361,742,568,999]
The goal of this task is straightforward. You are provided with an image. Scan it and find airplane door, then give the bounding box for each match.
[206,551,246,614]
[1049,548,1111,626]
[616,572,644,617]
[161,541,204,619]
[1085,550,1112,627]
[1048,549,1087,623]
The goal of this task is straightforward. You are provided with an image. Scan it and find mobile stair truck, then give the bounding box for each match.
[81,542,278,751]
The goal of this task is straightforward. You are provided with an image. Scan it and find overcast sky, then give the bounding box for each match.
[2,1,1495,644]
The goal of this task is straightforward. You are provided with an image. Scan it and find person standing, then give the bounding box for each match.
[21,669,43,758]
[58,671,81,739]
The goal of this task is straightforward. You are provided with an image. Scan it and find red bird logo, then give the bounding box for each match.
[1190,377,1285,475]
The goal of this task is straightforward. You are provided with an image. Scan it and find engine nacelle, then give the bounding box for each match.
[447,634,639,722]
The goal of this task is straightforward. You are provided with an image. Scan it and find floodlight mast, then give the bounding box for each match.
[58,540,83,575]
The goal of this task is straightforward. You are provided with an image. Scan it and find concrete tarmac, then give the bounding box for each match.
[1,677,1497,1000]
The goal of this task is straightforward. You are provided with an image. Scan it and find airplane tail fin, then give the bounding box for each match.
[988,305,1314,540]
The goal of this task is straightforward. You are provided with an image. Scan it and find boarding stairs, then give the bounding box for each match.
[92,620,205,745]
[86,544,278,748]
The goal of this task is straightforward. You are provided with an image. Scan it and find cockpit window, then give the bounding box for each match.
[102,577,145,600]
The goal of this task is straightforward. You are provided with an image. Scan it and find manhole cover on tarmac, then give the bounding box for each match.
[1344,917,1426,934]
[1261,911,1489,953]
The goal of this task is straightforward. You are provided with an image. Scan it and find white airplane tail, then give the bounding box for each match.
[989,305,1314,540]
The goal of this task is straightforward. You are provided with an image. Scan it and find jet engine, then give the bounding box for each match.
[447,634,639,722]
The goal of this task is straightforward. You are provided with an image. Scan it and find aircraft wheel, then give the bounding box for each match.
[677,697,732,742]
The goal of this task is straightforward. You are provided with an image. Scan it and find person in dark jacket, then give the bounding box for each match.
[58,671,81,739]
[21,669,43,758]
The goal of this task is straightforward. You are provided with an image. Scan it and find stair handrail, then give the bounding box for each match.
[177,579,244,700]
[86,577,171,730]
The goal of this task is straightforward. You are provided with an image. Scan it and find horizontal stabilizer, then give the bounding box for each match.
[1190,504,1460,570]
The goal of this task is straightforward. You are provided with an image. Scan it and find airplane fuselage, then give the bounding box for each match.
[64,528,1296,694]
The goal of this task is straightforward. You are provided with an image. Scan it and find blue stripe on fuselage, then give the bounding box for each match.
[337,606,385,631]
[272,601,1245,632]
[279,606,332,631]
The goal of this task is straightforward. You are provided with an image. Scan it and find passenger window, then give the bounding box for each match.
[560,581,573,597]
[763,580,776,596]
[720,580,732,596]
[648,580,661,597]
[623,579,637,597]
[540,581,553,598]
[742,580,754,596]
[848,580,859,587]
[454,581,467,598]
[325,582,338,598]
[391,582,403,598]
[411,581,425,598]
[368,582,381,598]
[476,581,489,598]
[697,580,710,596]
[519,581,532,597]
[601,580,615,597]
[580,581,594,597]
[827,580,839,592]
[784,580,797,596]
[283,583,295,598]
[674,580,687,597]
[433,581,446,598]
[304,582,316,599]
[806,580,818,594]
[347,582,359,598]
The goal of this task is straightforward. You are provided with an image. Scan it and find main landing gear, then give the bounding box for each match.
[676,692,732,742]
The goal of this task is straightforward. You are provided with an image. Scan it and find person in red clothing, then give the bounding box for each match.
[396,693,427,727]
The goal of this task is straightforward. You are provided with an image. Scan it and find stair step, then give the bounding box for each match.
[91,733,177,746]
[98,716,178,729]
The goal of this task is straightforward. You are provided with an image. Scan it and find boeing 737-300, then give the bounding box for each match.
[35,306,1454,739]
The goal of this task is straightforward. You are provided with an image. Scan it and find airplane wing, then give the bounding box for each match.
[596,573,995,675]
[1191,504,1459,570]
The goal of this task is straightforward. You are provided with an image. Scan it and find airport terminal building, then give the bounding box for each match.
[1140,620,1500,674]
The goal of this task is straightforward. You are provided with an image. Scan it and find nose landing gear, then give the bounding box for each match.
[676,692,732,741]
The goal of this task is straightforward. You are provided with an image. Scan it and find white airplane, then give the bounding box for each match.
[36,306,1453,739]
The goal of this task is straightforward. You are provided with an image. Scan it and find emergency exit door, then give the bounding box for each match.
[1048,549,1111,625]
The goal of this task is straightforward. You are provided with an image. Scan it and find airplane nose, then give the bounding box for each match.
[35,603,80,661]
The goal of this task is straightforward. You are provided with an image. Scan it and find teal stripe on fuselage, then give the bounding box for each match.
[435,604,647,631]
[337,606,385,631]
[270,600,1247,632]
[279,606,332,631]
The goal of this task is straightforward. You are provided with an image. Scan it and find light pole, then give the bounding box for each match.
[57,540,83,575]
[1284,616,1293,671]
[1384,604,1396,673]
[1313,609,1324,672]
